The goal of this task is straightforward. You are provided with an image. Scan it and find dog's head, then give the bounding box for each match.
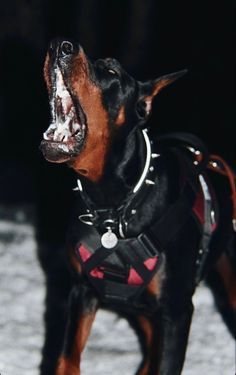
[41,39,186,181]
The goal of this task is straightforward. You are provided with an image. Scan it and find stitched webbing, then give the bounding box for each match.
[208,155,236,230]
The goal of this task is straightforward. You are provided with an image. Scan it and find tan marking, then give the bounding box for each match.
[152,78,173,96]
[146,273,162,299]
[146,258,166,299]
[136,315,153,375]
[69,247,82,274]
[136,316,162,375]
[216,253,236,309]
[115,105,126,126]
[43,53,51,91]
[68,52,111,182]
[138,316,153,346]
[56,356,80,375]
[143,77,178,115]
[56,312,97,375]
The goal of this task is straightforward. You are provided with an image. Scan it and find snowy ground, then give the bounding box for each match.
[0,207,235,375]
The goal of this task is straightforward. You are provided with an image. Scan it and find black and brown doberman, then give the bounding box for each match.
[40,39,236,375]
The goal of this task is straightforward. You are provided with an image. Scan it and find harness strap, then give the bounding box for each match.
[80,239,155,284]
[208,154,236,231]
[195,174,214,283]
[75,179,197,303]
[82,246,116,273]
[158,132,210,172]
[116,238,156,282]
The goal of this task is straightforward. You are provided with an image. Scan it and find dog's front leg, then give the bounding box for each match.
[56,284,99,375]
[156,301,194,375]
[135,302,193,375]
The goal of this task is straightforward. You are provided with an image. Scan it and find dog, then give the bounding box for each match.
[40,38,236,375]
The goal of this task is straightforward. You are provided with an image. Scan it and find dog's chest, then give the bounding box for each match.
[72,224,164,306]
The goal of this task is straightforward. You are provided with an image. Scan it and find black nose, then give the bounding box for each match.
[48,39,79,58]
[59,40,74,56]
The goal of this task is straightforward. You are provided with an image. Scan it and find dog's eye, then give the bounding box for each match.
[107,68,118,75]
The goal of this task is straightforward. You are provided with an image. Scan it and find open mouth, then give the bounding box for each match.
[41,68,86,162]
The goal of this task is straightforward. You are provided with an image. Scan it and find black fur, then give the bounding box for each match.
[40,40,236,375]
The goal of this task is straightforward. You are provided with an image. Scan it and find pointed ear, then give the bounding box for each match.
[138,69,187,118]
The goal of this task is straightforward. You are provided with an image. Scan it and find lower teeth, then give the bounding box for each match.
[45,121,83,142]
[43,107,84,142]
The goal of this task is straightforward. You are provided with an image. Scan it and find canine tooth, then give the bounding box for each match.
[73,123,80,132]
[58,143,70,153]
[67,111,73,120]
[43,123,57,140]
[43,132,50,140]
[53,131,60,141]
[57,122,71,135]
[64,117,71,127]
[53,119,73,141]
[46,123,57,132]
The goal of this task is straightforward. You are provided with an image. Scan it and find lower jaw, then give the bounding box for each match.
[40,139,81,163]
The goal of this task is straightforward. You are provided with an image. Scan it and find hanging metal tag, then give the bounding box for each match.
[101,228,118,249]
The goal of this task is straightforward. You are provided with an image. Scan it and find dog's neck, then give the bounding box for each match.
[78,129,147,207]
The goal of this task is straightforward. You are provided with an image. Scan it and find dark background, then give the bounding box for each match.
[0,0,234,240]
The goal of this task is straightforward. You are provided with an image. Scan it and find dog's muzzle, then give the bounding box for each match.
[41,39,87,163]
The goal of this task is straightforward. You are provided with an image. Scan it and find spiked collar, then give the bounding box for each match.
[73,128,159,242]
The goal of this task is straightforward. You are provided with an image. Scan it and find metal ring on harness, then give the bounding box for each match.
[78,213,94,226]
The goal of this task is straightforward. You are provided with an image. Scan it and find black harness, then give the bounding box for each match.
[74,131,216,306]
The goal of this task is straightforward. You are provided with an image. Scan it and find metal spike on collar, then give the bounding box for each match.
[151,153,160,158]
[73,179,83,191]
[145,179,155,185]
[133,129,152,193]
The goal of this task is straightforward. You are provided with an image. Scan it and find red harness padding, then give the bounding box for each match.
[78,245,158,285]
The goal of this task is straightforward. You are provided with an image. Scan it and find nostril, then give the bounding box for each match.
[60,41,74,56]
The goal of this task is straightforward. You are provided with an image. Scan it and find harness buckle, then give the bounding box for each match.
[137,232,160,258]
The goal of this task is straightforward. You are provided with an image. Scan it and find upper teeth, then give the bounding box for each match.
[43,68,84,143]
[55,69,72,114]
[43,115,82,142]
[53,119,72,142]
